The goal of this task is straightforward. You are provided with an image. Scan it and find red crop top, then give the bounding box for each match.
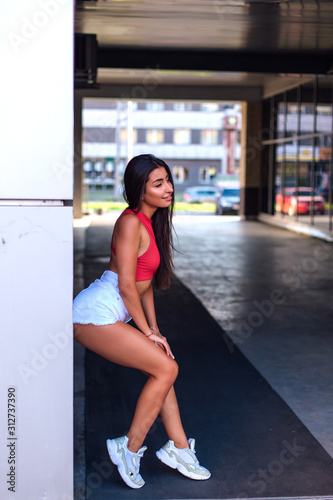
[111,209,160,281]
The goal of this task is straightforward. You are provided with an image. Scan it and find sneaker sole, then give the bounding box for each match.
[106,439,145,489]
[156,449,211,480]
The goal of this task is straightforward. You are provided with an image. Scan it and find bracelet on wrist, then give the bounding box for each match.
[150,327,165,340]
[150,327,160,335]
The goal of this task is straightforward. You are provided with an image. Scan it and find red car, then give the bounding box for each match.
[276,187,325,216]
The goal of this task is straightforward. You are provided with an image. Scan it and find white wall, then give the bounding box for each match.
[0,207,73,499]
[0,2,74,499]
[0,1,73,200]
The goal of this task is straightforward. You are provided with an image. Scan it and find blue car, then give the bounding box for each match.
[216,187,240,215]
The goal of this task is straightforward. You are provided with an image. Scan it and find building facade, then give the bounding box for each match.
[260,76,333,234]
[82,100,241,195]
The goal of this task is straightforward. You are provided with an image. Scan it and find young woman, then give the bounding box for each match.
[73,154,210,489]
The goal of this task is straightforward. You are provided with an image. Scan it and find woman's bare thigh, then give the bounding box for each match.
[74,322,176,376]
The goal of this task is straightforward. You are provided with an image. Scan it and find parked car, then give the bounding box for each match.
[182,186,220,203]
[275,187,325,216]
[215,187,240,215]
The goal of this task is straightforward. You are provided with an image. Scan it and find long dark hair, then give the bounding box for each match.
[123,154,175,289]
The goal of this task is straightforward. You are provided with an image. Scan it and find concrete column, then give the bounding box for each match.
[240,101,263,218]
[74,94,83,219]
[0,2,74,499]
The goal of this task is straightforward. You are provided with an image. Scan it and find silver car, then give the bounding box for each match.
[216,187,240,215]
[182,186,220,203]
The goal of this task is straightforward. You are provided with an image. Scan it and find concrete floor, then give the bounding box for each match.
[73,212,333,499]
[173,215,333,459]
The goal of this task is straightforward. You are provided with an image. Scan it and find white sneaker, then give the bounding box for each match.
[156,438,211,480]
[106,435,147,489]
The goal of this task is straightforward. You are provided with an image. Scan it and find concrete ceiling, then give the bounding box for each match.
[75,1,333,97]
[76,0,333,53]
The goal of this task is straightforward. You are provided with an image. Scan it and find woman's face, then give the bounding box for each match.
[142,166,173,210]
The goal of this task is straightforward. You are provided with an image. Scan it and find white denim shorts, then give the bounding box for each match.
[73,270,132,326]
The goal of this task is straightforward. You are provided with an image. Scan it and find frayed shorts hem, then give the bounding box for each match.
[74,318,131,326]
[73,270,132,326]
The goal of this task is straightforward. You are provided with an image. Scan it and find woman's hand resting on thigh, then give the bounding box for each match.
[146,328,175,359]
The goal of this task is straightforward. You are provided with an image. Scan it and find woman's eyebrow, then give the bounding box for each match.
[152,177,164,183]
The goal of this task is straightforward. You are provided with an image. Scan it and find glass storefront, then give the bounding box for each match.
[261,76,333,233]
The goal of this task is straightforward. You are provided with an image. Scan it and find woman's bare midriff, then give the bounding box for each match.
[107,261,151,299]
[135,279,152,298]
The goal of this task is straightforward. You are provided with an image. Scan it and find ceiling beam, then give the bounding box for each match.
[98,47,332,75]
[75,83,262,101]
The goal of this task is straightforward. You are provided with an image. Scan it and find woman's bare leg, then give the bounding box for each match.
[74,321,178,452]
[159,386,188,448]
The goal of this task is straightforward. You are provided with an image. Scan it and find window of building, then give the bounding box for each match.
[173,166,189,183]
[173,103,192,112]
[201,103,219,112]
[93,161,103,172]
[199,166,217,183]
[105,160,114,173]
[287,104,298,115]
[286,103,298,135]
[300,103,315,135]
[276,102,286,139]
[316,105,332,133]
[317,105,332,115]
[118,159,126,173]
[262,76,333,231]
[146,102,164,111]
[83,160,93,184]
[120,128,137,143]
[120,129,126,142]
[146,129,164,143]
[200,130,218,145]
[174,129,191,144]
[83,160,92,172]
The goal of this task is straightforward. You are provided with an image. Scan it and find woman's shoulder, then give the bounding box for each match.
[112,212,141,252]
[115,210,141,233]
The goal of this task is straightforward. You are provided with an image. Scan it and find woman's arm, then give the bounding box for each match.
[140,283,158,330]
[115,214,152,336]
[141,283,173,356]
[115,214,173,357]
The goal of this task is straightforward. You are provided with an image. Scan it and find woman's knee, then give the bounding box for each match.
[159,358,178,385]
